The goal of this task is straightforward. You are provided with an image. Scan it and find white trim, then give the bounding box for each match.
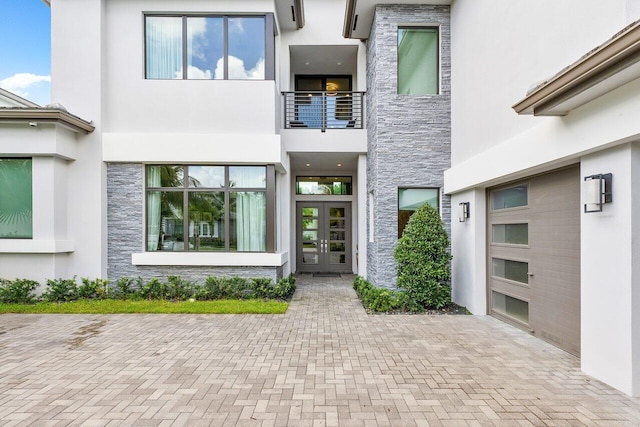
[103,133,285,169]
[0,240,74,253]
[132,251,289,267]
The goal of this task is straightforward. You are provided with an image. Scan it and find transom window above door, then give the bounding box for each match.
[296,176,352,195]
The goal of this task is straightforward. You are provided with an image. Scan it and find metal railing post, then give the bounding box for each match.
[321,91,327,132]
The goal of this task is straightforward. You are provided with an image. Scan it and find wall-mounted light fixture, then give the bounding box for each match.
[458,202,470,222]
[583,173,612,213]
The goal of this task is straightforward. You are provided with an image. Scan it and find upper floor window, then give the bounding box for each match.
[0,158,32,239]
[145,15,274,80]
[397,27,439,95]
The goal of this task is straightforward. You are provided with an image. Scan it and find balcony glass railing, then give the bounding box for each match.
[282,91,365,131]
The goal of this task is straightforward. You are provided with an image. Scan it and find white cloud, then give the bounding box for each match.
[173,66,213,79]
[215,56,264,80]
[185,66,212,79]
[187,17,208,38]
[0,73,51,98]
[229,18,245,34]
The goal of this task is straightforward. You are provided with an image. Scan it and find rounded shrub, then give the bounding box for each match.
[394,203,452,310]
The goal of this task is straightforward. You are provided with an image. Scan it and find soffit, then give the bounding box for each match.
[343,0,452,40]
[290,45,358,76]
[275,0,304,31]
[513,20,640,116]
[289,152,359,172]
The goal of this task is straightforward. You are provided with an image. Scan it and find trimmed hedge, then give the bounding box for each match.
[353,276,402,312]
[394,203,452,311]
[0,278,39,304]
[0,275,296,304]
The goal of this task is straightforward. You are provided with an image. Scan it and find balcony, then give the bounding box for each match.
[283,91,365,131]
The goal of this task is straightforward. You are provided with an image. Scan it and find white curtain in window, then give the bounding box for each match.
[146,17,183,79]
[147,167,162,251]
[236,192,266,251]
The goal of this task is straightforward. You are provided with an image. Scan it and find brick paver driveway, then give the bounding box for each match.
[1,275,640,426]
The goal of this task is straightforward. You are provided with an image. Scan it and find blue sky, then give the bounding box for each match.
[0,0,51,106]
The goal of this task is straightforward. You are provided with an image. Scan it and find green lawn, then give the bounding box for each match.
[0,299,288,314]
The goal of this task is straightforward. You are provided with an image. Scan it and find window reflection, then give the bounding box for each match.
[398,188,439,237]
[146,165,269,252]
[146,15,268,80]
[296,176,352,195]
[228,17,265,79]
[0,158,32,238]
[187,17,223,79]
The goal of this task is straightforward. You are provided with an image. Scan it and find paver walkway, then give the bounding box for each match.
[1,275,640,426]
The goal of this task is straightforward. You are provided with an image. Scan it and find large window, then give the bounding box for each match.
[398,188,439,237]
[0,158,32,239]
[146,165,274,252]
[398,27,439,95]
[145,15,273,80]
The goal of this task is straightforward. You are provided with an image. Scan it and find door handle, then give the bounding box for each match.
[527,272,534,277]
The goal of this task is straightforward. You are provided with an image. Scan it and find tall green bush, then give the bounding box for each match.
[394,203,451,310]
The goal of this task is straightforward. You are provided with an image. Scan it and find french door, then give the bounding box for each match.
[296,202,351,273]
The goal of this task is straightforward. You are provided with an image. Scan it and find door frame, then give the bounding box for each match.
[296,201,352,273]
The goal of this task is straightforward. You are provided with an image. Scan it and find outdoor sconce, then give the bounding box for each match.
[583,173,612,213]
[458,202,470,222]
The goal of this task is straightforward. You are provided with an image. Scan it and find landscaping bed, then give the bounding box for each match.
[0,275,295,314]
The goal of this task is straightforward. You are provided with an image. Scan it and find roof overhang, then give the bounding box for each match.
[0,108,95,134]
[0,88,40,108]
[275,0,305,31]
[513,20,640,116]
[343,0,451,40]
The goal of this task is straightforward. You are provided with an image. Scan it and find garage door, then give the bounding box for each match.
[487,165,581,356]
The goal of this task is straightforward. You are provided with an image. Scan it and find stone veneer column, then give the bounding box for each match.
[366,4,451,288]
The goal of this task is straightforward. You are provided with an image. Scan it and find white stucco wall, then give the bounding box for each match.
[0,124,79,282]
[357,154,367,278]
[1,124,76,160]
[580,143,640,396]
[104,0,278,134]
[450,189,487,315]
[277,159,291,276]
[450,0,628,165]
[51,0,106,279]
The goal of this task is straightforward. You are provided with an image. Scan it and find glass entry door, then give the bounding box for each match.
[296,202,351,273]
